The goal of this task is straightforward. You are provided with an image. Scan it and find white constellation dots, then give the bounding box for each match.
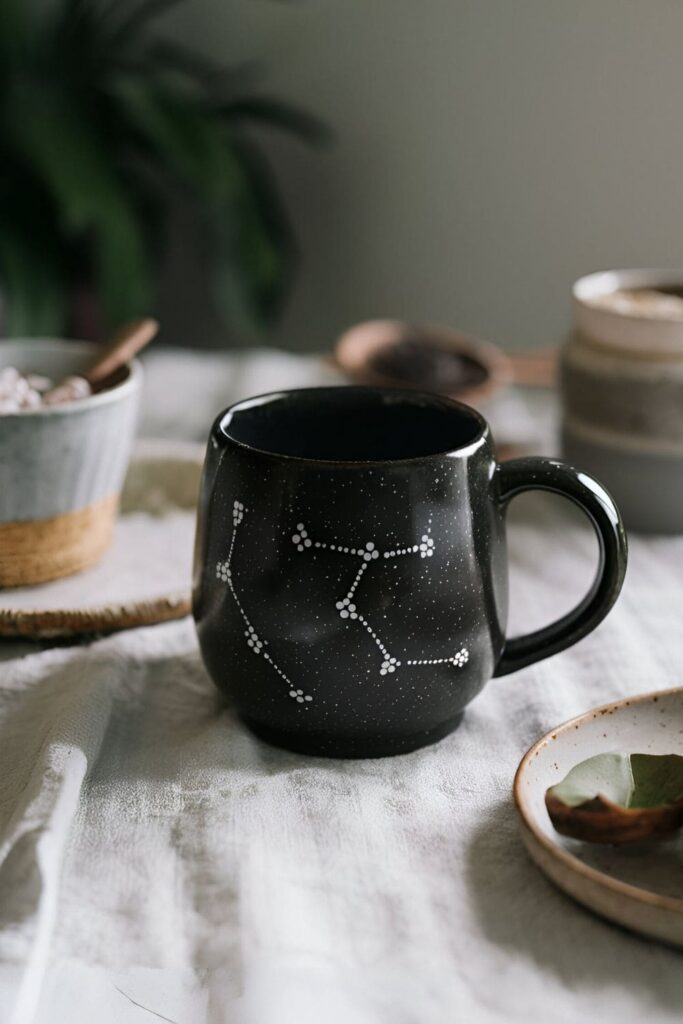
[292,523,311,551]
[216,500,313,705]
[216,500,470,707]
[420,535,435,558]
[291,519,469,678]
[382,535,434,559]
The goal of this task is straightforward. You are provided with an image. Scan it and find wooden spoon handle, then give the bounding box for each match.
[86,318,159,390]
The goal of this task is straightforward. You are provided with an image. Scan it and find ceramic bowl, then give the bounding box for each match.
[574,268,683,357]
[334,319,511,406]
[562,419,683,534]
[514,687,683,948]
[563,269,683,533]
[0,339,142,586]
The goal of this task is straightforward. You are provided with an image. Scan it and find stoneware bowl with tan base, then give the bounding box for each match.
[0,339,142,587]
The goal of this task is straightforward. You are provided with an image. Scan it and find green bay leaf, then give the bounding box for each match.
[545,751,683,844]
[630,753,683,808]
[548,752,634,808]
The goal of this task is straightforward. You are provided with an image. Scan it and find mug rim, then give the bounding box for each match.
[215,385,490,466]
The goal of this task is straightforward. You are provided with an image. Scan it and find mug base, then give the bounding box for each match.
[241,712,465,759]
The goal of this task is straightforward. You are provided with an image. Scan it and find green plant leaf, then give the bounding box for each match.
[110,78,293,326]
[139,41,259,95]
[105,0,185,49]
[0,0,323,340]
[108,77,239,200]
[211,136,294,327]
[217,96,331,145]
[0,216,67,336]
[0,0,28,63]
[545,752,683,844]
[6,89,154,328]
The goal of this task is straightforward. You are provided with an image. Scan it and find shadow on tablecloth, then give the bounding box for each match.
[465,796,683,1014]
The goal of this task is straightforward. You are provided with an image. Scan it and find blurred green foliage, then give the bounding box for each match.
[0,0,326,338]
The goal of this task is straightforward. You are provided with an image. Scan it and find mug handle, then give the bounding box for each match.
[493,457,627,677]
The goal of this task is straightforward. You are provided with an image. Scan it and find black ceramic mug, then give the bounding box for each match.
[193,387,627,757]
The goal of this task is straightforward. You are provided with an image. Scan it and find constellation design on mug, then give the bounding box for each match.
[291,520,469,677]
[216,500,313,705]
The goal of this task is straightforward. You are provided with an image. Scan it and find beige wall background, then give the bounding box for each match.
[163,0,683,351]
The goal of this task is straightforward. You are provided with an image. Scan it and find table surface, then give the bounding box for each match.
[1,349,681,1024]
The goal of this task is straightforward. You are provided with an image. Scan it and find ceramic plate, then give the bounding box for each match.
[514,687,683,947]
[0,440,202,638]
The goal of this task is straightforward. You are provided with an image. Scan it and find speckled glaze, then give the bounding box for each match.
[514,687,683,947]
[193,387,627,757]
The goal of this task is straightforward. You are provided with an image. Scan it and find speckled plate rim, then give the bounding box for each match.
[513,686,683,945]
[0,441,201,639]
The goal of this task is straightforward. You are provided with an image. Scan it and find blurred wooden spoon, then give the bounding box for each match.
[43,318,159,405]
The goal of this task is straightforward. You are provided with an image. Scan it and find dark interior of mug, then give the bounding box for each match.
[220,387,485,461]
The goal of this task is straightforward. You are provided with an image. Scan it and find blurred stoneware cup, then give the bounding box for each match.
[563,269,683,534]
[0,339,142,586]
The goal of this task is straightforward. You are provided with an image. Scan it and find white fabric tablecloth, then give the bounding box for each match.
[1,349,681,1024]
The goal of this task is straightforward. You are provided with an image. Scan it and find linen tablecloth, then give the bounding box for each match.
[1,349,681,1024]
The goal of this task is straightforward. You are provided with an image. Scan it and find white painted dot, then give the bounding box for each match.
[297,523,304,531]
[340,610,349,618]
[305,695,313,702]
[292,534,300,544]
[335,601,344,610]
[304,538,312,547]
[366,542,375,551]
